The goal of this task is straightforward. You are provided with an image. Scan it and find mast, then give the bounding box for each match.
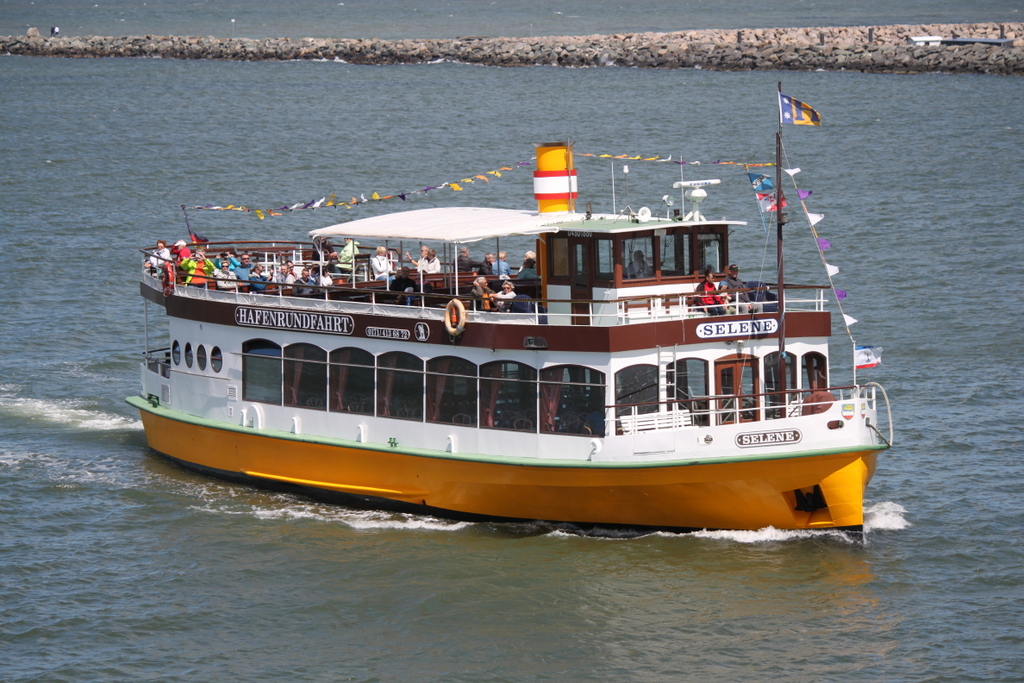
[775,82,788,393]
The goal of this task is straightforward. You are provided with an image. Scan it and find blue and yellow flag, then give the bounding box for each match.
[779,93,821,125]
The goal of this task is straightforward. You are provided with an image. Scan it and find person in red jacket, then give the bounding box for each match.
[694,267,726,316]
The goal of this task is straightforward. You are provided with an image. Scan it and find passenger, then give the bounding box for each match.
[294,268,316,297]
[720,264,762,314]
[405,246,441,274]
[480,252,496,276]
[519,250,536,273]
[493,279,517,312]
[248,264,270,293]
[694,267,726,316]
[272,264,295,286]
[180,249,215,287]
[495,251,512,277]
[470,276,495,311]
[315,265,334,288]
[455,246,482,274]
[516,258,538,280]
[148,239,172,272]
[170,239,191,264]
[390,266,418,305]
[371,246,393,281]
[231,253,253,281]
[330,237,360,280]
[626,250,654,279]
[214,259,238,291]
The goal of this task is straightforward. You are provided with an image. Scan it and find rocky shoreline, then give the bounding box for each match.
[4,22,1023,75]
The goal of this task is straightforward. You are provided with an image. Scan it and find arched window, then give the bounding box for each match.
[242,339,282,404]
[329,347,374,415]
[614,364,659,417]
[377,352,424,420]
[763,352,796,420]
[480,361,537,432]
[802,352,828,390]
[426,357,477,426]
[283,343,327,410]
[666,358,710,426]
[539,365,605,436]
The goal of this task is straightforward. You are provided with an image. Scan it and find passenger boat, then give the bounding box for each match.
[129,141,892,532]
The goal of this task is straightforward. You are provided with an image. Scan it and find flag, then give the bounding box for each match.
[756,192,787,212]
[779,93,822,126]
[817,238,832,250]
[187,223,209,244]
[747,172,773,192]
[855,345,882,368]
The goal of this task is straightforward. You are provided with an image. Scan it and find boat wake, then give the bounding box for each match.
[0,395,142,431]
[863,501,911,531]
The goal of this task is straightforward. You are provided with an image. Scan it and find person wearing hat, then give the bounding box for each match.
[720,264,761,314]
[170,239,191,265]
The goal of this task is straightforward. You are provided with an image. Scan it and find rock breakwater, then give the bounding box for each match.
[4,22,1023,75]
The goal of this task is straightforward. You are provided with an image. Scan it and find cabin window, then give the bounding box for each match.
[171,340,181,366]
[329,347,374,415]
[763,352,797,420]
[210,347,223,373]
[551,237,569,278]
[196,344,208,371]
[242,339,282,404]
[696,233,723,273]
[480,361,537,432]
[660,233,690,277]
[283,343,328,410]
[539,365,606,436]
[666,358,710,427]
[184,343,194,369]
[615,364,659,416]
[802,352,828,390]
[622,236,654,279]
[426,357,478,425]
[377,352,424,421]
[595,238,614,280]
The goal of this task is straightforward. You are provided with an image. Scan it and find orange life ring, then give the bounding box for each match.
[444,298,467,336]
[161,262,175,297]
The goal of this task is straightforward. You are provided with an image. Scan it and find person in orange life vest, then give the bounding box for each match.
[694,266,726,316]
[180,250,215,287]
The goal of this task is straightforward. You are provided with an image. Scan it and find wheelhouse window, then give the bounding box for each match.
[764,351,797,419]
[329,347,374,415]
[377,352,424,421]
[660,233,690,277]
[696,233,723,273]
[242,339,282,404]
[426,357,478,426]
[595,238,614,280]
[802,352,828,390]
[615,364,659,416]
[666,358,710,427]
[480,361,537,432]
[622,236,654,279]
[284,343,328,410]
[539,365,606,436]
[550,237,569,278]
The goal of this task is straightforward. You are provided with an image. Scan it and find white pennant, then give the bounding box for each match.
[826,263,840,277]
[784,167,801,176]
[808,213,825,226]
[843,314,858,326]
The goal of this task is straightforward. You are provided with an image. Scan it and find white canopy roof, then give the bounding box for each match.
[309,207,572,244]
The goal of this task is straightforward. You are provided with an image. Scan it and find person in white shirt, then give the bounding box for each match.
[148,239,172,271]
[405,246,441,274]
[214,259,238,291]
[371,246,393,281]
[493,279,517,312]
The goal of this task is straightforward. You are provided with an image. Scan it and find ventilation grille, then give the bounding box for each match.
[227,385,238,401]
[160,384,171,406]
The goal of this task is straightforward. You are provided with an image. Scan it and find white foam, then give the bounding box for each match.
[863,501,911,531]
[688,526,855,544]
[0,397,142,431]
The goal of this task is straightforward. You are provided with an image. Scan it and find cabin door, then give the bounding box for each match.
[714,355,759,424]
[569,238,591,325]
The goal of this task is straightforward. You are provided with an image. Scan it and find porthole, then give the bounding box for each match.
[185,342,194,368]
[210,346,223,373]
[197,344,208,371]
[171,340,181,365]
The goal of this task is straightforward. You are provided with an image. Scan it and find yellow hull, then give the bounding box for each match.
[130,397,880,531]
